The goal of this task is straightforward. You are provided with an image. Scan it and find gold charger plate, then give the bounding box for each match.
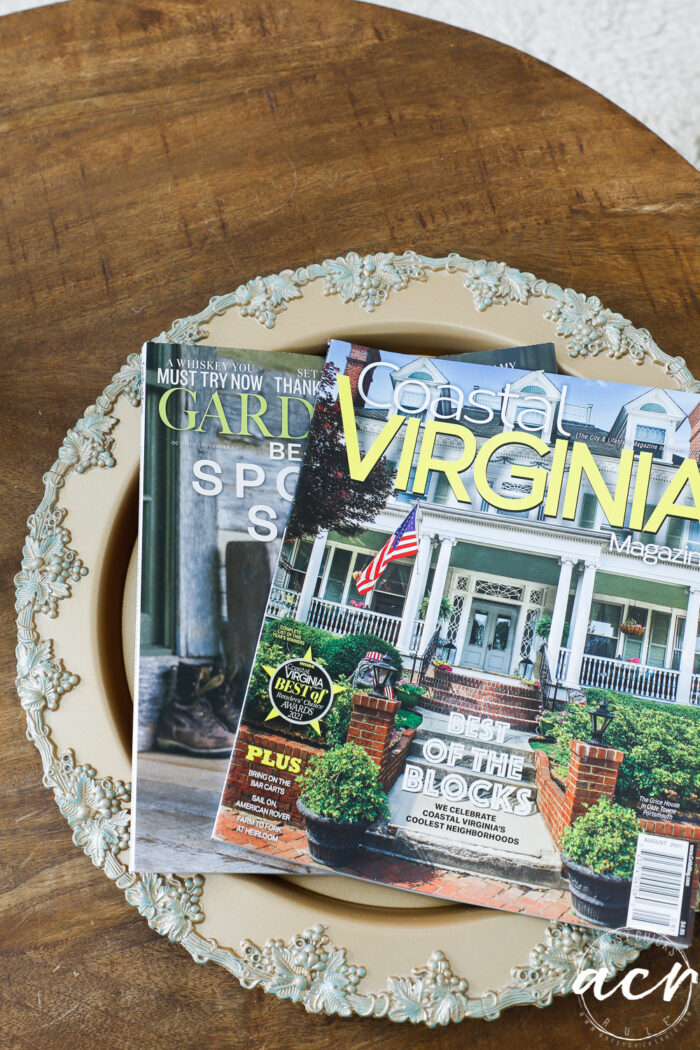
[17,251,684,1024]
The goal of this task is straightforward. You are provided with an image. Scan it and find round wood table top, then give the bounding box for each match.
[1,1,698,1047]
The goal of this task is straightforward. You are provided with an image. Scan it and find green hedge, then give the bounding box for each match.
[319,632,403,680]
[585,687,700,721]
[261,617,330,661]
[395,709,423,730]
[246,618,403,745]
[261,618,402,680]
[539,689,700,815]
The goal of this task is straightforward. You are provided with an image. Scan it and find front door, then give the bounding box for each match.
[461,600,518,674]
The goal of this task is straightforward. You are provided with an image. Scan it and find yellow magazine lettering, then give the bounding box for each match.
[158,386,197,430]
[643,457,700,533]
[338,373,406,481]
[412,421,476,501]
[562,443,635,526]
[194,391,234,434]
[472,432,550,511]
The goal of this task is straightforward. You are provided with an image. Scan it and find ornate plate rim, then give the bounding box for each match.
[15,250,671,1026]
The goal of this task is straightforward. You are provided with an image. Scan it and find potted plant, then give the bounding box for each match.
[432,660,453,679]
[560,798,641,927]
[535,614,552,641]
[620,618,644,638]
[535,615,570,647]
[419,595,453,621]
[394,679,427,710]
[296,742,389,867]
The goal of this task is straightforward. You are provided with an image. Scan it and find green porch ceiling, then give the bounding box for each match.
[328,529,387,549]
[451,543,558,583]
[595,571,688,608]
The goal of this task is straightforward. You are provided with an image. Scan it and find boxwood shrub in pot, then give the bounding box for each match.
[395,680,427,710]
[560,798,641,927]
[296,742,389,866]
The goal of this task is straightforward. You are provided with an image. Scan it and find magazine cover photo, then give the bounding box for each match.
[213,341,700,943]
[131,342,322,872]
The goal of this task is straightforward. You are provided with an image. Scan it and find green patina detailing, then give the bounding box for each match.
[19,250,687,1024]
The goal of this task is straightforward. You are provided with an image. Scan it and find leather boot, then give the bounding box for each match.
[156,662,236,757]
[208,671,244,734]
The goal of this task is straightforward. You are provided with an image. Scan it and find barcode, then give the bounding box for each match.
[626,834,690,937]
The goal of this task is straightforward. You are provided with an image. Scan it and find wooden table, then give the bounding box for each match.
[1,1,698,1046]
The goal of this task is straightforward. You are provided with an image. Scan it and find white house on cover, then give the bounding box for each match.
[268,347,700,705]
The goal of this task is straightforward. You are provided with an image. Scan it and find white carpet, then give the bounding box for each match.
[0,0,64,13]
[2,0,698,168]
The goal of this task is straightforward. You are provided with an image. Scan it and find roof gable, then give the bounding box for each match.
[609,387,685,437]
[507,370,560,397]
[622,388,685,419]
[391,356,449,385]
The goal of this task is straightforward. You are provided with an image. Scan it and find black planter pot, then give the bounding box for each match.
[395,687,422,710]
[562,855,632,928]
[297,798,371,867]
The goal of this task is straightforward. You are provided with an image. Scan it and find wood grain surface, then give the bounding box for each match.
[1,1,699,1047]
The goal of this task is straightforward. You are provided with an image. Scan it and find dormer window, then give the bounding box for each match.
[578,491,598,529]
[398,386,431,417]
[633,424,666,457]
[609,388,682,461]
[389,358,453,422]
[396,464,428,504]
[433,473,452,505]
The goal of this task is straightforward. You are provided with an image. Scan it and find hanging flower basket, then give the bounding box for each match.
[620,621,644,638]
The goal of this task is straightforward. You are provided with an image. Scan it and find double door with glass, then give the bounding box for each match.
[461,600,517,674]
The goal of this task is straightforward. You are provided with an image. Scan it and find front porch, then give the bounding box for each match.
[555,648,700,704]
[269,523,700,706]
[266,585,425,650]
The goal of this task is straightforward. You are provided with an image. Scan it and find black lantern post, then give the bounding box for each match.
[370,658,396,699]
[519,655,534,680]
[588,698,614,745]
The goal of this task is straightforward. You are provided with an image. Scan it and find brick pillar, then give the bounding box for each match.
[689,402,700,460]
[343,344,382,405]
[562,739,624,826]
[346,691,400,774]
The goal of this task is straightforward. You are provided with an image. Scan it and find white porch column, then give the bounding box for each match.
[565,560,598,686]
[297,530,329,621]
[677,587,700,703]
[397,531,434,651]
[548,557,576,671]
[420,536,455,654]
[569,564,584,629]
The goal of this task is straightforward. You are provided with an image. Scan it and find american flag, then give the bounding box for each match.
[354,505,419,596]
[363,651,395,700]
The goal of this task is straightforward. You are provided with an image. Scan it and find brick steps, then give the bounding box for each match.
[423,669,542,732]
[381,711,564,888]
[430,667,540,697]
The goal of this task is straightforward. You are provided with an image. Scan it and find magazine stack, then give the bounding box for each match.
[132,336,699,946]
